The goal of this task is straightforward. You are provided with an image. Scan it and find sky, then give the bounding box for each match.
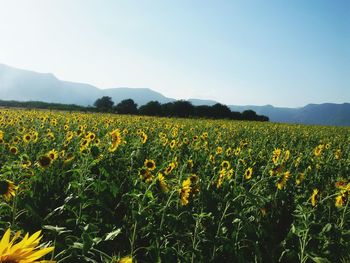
[0,0,349,107]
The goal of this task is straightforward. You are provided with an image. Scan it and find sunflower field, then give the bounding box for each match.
[0,108,349,262]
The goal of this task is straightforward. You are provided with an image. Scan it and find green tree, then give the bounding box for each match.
[139,101,162,116]
[115,99,138,114]
[93,96,114,112]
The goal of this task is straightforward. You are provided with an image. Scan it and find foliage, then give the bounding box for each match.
[94,96,114,112]
[0,108,348,262]
[115,99,138,115]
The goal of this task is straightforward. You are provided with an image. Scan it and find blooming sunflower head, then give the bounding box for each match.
[144,159,156,171]
[0,228,55,262]
[0,180,18,201]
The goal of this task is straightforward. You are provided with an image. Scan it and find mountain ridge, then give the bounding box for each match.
[0,63,349,126]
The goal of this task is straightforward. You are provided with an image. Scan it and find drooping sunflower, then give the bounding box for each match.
[0,228,55,262]
[311,188,319,206]
[0,180,18,201]
[140,132,148,144]
[179,178,192,206]
[157,173,169,193]
[314,144,324,157]
[272,148,281,164]
[164,162,176,175]
[108,129,122,152]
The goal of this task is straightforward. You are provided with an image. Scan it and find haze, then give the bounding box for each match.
[0,0,349,107]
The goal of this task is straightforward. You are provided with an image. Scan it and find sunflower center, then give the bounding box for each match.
[146,162,154,168]
[39,156,51,167]
[0,180,10,195]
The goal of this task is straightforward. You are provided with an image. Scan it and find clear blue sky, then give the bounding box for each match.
[0,0,349,107]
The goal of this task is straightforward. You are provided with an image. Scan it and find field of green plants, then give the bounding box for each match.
[0,108,349,262]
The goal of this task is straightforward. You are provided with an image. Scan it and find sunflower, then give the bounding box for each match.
[244,167,253,180]
[283,150,290,162]
[108,129,122,152]
[0,180,18,201]
[164,162,176,175]
[295,173,305,186]
[0,228,55,262]
[276,171,291,190]
[314,144,324,157]
[272,148,281,164]
[311,189,319,206]
[140,132,148,144]
[144,159,156,171]
[221,160,231,170]
[179,178,192,206]
[38,155,52,168]
[139,168,153,183]
[0,180,18,203]
[234,147,241,156]
[216,147,223,155]
[48,149,58,161]
[21,160,32,169]
[63,153,75,165]
[9,146,18,155]
[86,132,96,141]
[169,140,176,149]
[118,255,133,263]
[157,173,169,193]
[335,194,345,208]
[225,147,232,157]
[22,133,31,143]
[335,149,342,160]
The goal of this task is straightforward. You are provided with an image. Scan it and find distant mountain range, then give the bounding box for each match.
[0,63,349,126]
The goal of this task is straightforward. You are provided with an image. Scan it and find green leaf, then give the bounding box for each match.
[104,228,122,241]
[311,256,331,263]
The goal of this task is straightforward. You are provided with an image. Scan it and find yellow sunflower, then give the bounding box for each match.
[0,228,55,262]
[22,133,31,144]
[144,159,156,171]
[311,189,319,206]
[47,149,58,161]
[0,180,18,201]
[9,146,18,155]
[244,167,253,180]
[179,178,192,206]
[118,255,132,263]
[157,173,169,193]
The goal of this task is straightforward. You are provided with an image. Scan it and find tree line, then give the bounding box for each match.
[94,96,269,121]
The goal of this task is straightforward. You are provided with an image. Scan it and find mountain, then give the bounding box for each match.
[0,63,349,126]
[229,104,350,126]
[0,63,173,106]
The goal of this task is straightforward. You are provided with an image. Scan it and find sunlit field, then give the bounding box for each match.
[0,108,349,262]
